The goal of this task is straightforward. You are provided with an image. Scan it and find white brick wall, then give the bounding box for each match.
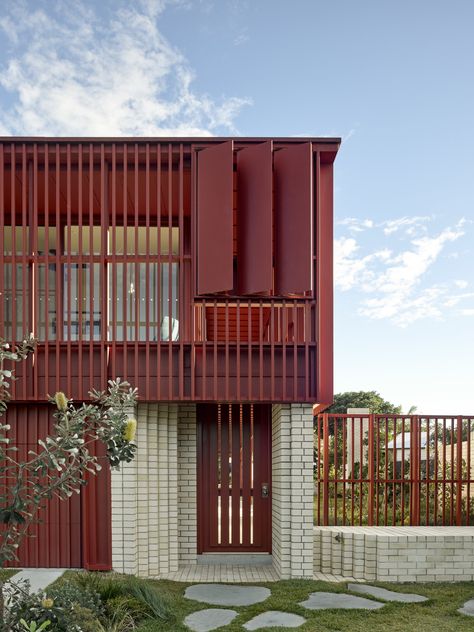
[178,405,197,564]
[314,526,474,582]
[272,403,314,579]
[113,401,317,579]
[111,403,197,577]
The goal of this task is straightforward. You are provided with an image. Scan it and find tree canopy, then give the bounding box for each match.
[326,390,403,414]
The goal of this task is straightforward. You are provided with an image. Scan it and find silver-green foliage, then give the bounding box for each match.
[0,337,138,567]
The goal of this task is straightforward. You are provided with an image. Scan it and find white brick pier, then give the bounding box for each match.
[314,526,474,582]
[111,403,197,576]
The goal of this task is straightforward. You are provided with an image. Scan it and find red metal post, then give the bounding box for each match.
[367,414,375,526]
[322,413,330,526]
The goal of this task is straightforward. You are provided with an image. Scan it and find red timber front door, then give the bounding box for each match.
[197,403,272,553]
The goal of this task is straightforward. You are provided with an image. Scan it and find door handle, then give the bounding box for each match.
[261,483,269,498]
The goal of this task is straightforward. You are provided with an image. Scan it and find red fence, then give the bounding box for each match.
[315,414,474,526]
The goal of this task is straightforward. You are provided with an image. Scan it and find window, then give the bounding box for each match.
[2,264,28,340]
[2,225,181,342]
[108,226,179,255]
[37,264,57,340]
[63,264,101,341]
[107,262,178,341]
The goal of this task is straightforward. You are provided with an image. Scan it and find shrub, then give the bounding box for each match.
[70,573,174,623]
[106,596,151,621]
[3,579,103,632]
[120,578,173,622]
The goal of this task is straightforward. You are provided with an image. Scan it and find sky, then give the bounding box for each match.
[0,0,473,414]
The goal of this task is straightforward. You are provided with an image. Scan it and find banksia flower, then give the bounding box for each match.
[123,417,137,442]
[41,597,54,608]
[54,391,69,411]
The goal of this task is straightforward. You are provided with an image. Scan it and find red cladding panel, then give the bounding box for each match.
[82,439,112,570]
[3,404,111,569]
[237,142,273,294]
[274,142,312,295]
[317,161,333,405]
[197,141,234,294]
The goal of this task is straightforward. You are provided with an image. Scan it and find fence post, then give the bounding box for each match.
[322,413,330,526]
[410,415,420,526]
[367,414,375,526]
[456,416,463,526]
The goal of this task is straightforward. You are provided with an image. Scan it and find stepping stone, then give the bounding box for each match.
[243,610,306,630]
[299,592,384,610]
[184,608,237,631]
[185,584,271,606]
[347,583,428,603]
[458,599,474,617]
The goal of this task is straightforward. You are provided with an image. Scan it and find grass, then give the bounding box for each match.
[0,568,18,581]
[132,578,474,632]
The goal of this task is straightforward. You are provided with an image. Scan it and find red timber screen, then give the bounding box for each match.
[0,138,338,404]
[1,405,111,569]
[197,403,272,553]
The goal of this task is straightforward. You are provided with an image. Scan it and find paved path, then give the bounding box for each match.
[9,568,65,593]
[183,582,432,631]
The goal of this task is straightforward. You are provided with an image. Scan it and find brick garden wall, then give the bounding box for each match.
[314,526,474,581]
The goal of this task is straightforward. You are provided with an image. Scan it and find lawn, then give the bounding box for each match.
[134,578,474,632]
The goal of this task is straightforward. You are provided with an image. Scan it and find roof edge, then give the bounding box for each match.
[0,135,341,144]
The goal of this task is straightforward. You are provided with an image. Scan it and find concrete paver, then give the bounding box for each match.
[300,591,384,610]
[184,608,237,631]
[458,598,474,617]
[347,583,428,603]
[185,583,271,606]
[243,611,306,629]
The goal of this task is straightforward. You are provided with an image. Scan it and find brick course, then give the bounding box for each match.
[314,526,474,582]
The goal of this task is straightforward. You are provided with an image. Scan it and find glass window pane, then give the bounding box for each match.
[108,263,123,341]
[37,228,57,255]
[147,227,179,255]
[2,264,28,340]
[63,263,100,340]
[107,262,176,341]
[64,226,101,254]
[160,263,179,341]
[3,227,29,255]
[109,227,179,255]
[37,264,57,340]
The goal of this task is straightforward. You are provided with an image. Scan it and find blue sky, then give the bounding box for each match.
[0,0,473,413]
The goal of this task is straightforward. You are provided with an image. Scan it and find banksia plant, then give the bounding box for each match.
[123,417,137,443]
[53,391,69,412]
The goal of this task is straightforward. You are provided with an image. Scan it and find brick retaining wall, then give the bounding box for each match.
[314,526,474,582]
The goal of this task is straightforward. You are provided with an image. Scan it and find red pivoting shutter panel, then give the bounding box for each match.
[197,141,234,294]
[237,142,273,294]
[274,142,312,295]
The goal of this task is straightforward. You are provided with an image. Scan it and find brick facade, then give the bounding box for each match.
[112,402,314,579]
[272,403,314,578]
[111,403,197,576]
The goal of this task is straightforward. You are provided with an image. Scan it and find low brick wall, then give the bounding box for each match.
[314,526,474,582]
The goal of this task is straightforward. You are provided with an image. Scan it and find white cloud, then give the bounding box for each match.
[0,0,250,136]
[380,216,431,235]
[335,218,471,326]
[336,217,374,232]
